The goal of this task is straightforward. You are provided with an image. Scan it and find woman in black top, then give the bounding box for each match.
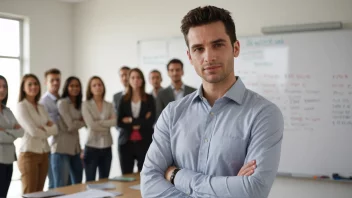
[118,68,155,174]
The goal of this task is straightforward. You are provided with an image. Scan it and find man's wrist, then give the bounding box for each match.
[170,168,180,185]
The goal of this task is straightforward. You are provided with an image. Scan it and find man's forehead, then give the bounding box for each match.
[47,74,60,79]
[150,72,160,77]
[120,70,129,75]
[169,63,182,69]
[187,22,229,46]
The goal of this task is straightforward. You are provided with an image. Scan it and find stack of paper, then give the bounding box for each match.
[23,190,65,198]
[129,184,141,190]
[86,182,116,190]
[57,189,122,198]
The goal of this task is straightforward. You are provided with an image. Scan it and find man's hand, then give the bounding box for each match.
[164,160,256,183]
[13,124,21,129]
[237,160,256,176]
[165,166,177,182]
[0,128,4,131]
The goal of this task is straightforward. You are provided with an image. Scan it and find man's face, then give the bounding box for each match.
[149,72,162,89]
[167,63,183,84]
[120,69,130,88]
[187,21,240,84]
[46,74,61,94]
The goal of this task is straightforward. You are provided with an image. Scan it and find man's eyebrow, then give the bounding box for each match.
[211,39,226,44]
[190,43,203,49]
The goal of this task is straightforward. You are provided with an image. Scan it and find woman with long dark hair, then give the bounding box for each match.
[0,75,24,197]
[82,76,116,181]
[118,68,155,174]
[51,76,85,187]
[17,74,58,193]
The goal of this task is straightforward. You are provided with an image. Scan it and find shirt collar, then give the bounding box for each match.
[171,84,185,91]
[192,76,246,105]
[44,91,58,101]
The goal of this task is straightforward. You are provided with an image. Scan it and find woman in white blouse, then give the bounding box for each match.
[0,75,24,198]
[52,76,85,187]
[82,76,116,181]
[17,74,58,194]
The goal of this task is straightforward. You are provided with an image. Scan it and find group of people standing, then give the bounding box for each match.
[113,59,196,175]
[0,58,195,197]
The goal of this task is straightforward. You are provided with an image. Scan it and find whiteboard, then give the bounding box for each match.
[138,30,352,177]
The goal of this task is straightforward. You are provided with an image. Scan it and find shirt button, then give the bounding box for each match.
[205,138,208,142]
[210,112,214,116]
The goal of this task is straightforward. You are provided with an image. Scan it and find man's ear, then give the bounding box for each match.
[233,40,240,58]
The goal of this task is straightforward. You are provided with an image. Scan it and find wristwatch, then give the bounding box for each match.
[170,168,180,185]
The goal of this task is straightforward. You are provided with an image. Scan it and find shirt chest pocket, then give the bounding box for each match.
[208,134,248,172]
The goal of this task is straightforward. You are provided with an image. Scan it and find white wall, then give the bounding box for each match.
[0,0,73,90]
[73,0,352,197]
[0,0,74,196]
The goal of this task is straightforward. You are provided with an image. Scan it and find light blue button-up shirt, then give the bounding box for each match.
[40,92,60,146]
[40,92,60,123]
[141,77,284,198]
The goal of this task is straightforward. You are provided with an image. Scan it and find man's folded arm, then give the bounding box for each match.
[140,104,190,198]
[173,105,284,198]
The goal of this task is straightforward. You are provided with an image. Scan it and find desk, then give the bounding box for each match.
[54,173,141,198]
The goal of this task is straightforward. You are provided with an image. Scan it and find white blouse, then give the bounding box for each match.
[131,101,141,118]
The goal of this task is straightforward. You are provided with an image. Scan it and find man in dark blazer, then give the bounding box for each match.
[112,66,130,145]
[148,69,164,100]
[156,59,196,118]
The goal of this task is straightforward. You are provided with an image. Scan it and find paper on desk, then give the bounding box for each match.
[56,189,120,198]
[22,190,65,198]
[86,182,116,190]
[129,184,140,190]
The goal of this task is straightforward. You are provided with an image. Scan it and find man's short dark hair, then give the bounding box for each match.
[181,5,237,48]
[166,59,183,71]
[44,68,61,78]
[150,70,162,77]
[120,66,131,71]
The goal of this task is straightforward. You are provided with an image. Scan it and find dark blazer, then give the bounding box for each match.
[118,94,155,145]
[113,91,125,145]
[156,84,196,119]
[113,92,123,115]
